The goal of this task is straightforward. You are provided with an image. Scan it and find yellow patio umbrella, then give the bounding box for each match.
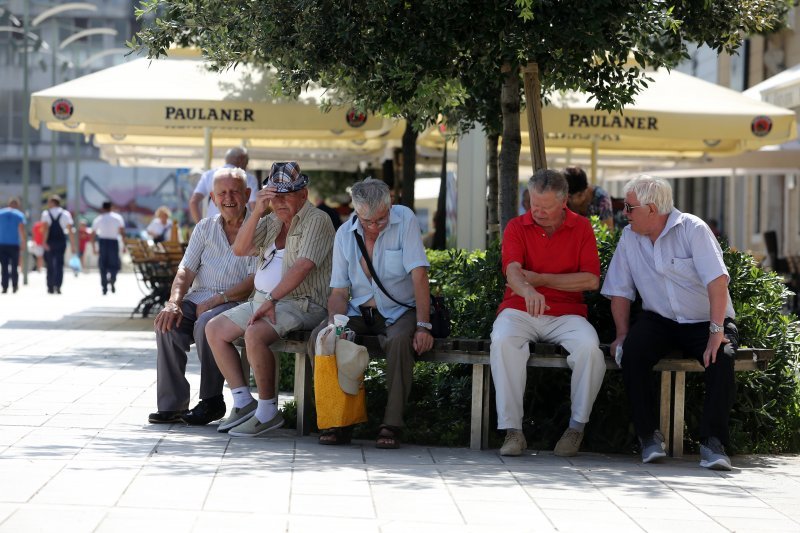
[29,51,403,168]
[418,68,797,177]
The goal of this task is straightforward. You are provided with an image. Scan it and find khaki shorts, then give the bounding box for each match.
[222,290,327,338]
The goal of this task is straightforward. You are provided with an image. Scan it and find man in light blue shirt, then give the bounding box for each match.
[601,175,737,471]
[0,197,26,294]
[310,178,433,448]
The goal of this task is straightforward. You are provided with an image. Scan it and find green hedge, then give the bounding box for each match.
[284,219,800,451]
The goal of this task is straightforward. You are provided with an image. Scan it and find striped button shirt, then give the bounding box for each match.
[179,214,257,304]
[253,200,334,308]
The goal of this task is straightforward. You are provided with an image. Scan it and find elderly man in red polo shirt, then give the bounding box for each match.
[490,169,605,457]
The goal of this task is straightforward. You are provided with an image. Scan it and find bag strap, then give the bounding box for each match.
[353,227,414,310]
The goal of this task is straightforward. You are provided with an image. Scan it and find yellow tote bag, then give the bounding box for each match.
[314,354,367,429]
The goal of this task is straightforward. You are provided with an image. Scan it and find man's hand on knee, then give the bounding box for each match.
[155,301,183,333]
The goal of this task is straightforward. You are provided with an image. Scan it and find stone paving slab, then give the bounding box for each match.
[0,271,799,532]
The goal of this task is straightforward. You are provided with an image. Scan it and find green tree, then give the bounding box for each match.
[133,0,789,227]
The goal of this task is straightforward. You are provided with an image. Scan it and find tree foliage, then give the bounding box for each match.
[132,0,790,220]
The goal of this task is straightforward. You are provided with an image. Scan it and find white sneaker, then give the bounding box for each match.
[228,411,284,437]
[500,429,527,456]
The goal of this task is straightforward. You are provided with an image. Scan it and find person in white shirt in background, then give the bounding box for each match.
[189,147,259,223]
[91,201,127,295]
[147,206,173,244]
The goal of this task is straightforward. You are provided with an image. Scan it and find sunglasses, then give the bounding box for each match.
[260,248,277,270]
[624,202,647,214]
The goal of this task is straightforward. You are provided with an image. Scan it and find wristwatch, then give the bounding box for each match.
[265,292,276,302]
[416,321,433,331]
[709,322,724,334]
[217,291,229,303]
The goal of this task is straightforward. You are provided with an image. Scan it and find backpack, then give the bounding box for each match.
[47,210,66,245]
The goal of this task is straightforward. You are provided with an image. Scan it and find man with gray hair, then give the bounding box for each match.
[491,169,605,457]
[601,175,738,470]
[309,177,433,448]
[190,146,259,223]
[149,167,257,425]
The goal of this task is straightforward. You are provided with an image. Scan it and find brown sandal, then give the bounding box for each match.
[319,426,352,445]
[375,425,401,449]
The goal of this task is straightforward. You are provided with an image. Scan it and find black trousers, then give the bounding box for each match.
[97,238,121,290]
[622,311,738,446]
[44,241,66,290]
[0,244,20,290]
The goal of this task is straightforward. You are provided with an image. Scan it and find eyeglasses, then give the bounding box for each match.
[624,202,647,214]
[358,211,390,228]
[260,248,277,270]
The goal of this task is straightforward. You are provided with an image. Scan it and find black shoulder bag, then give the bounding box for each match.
[353,230,450,338]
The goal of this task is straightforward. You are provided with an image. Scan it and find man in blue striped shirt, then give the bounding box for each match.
[149,168,257,425]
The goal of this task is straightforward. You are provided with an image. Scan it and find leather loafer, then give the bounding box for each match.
[148,410,186,424]
[181,397,226,426]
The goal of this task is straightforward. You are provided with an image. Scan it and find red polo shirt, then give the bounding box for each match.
[498,209,600,318]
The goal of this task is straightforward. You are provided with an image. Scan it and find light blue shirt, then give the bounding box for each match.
[331,205,429,325]
[601,209,734,323]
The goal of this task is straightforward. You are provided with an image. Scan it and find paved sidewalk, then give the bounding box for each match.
[1,271,800,533]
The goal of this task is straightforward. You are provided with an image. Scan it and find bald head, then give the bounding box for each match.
[225,147,249,170]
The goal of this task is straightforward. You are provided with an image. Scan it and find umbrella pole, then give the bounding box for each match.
[204,127,213,170]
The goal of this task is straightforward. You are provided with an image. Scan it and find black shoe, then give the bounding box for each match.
[48,287,54,294]
[55,287,61,294]
[1,288,6,294]
[103,287,107,295]
[181,397,226,425]
[111,283,116,293]
[148,410,187,424]
[12,286,17,293]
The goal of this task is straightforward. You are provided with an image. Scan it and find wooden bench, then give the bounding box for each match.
[247,332,773,457]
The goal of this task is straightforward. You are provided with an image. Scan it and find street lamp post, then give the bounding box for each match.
[16,2,98,285]
[21,0,30,286]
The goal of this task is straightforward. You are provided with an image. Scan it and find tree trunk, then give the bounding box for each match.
[432,142,447,250]
[401,122,417,209]
[499,63,521,232]
[486,133,500,243]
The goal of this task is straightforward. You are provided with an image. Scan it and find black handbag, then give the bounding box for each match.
[354,231,451,338]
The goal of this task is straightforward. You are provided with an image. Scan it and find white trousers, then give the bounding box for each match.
[490,308,606,430]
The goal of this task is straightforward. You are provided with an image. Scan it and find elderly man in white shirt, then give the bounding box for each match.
[149,167,257,426]
[91,201,126,295]
[601,175,737,471]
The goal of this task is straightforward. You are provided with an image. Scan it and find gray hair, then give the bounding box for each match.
[624,175,674,214]
[224,146,249,168]
[528,169,568,201]
[350,178,391,216]
[212,166,248,189]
